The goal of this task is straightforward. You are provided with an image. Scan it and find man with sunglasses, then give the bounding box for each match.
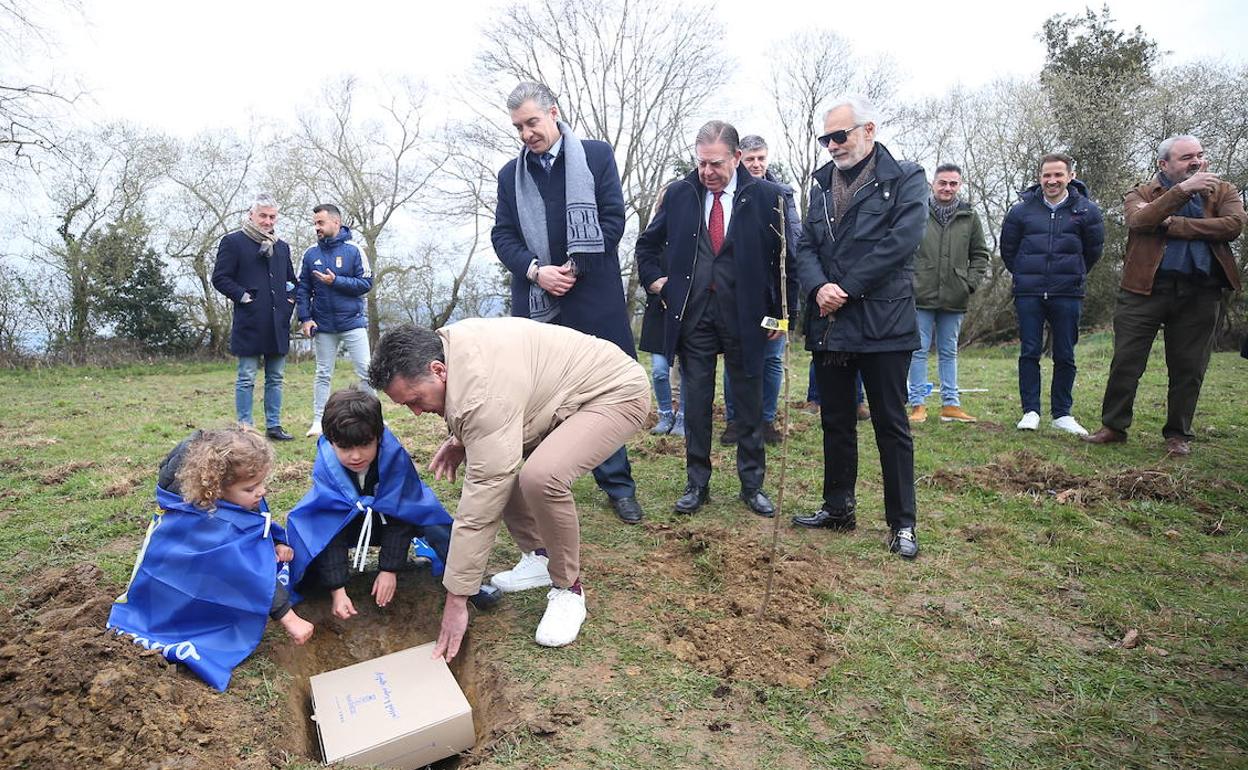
[636,120,796,518]
[790,95,927,559]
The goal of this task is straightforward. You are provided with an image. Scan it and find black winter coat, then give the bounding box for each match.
[999,178,1104,298]
[212,230,297,357]
[793,143,926,354]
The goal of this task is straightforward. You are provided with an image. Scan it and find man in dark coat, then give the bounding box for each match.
[790,95,927,559]
[212,194,298,441]
[491,81,643,525]
[999,153,1104,436]
[635,120,794,519]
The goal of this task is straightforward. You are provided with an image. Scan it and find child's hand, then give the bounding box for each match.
[372,570,397,608]
[280,611,314,645]
[274,544,294,562]
[331,587,358,620]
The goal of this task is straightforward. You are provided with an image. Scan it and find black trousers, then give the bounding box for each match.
[679,303,765,491]
[814,350,916,530]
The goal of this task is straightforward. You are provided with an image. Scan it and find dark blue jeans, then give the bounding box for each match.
[1015,295,1081,418]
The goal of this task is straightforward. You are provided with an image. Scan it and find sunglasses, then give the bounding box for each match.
[817,124,864,148]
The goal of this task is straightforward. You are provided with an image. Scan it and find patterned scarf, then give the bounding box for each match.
[930,196,959,228]
[830,151,879,219]
[241,217,279,258]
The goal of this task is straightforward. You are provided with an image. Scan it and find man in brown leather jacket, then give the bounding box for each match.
[1084,134,1245,456]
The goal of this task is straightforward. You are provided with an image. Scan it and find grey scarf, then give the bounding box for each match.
[241,217,279,258]
[514,121,605,323]
[930,196,958,228]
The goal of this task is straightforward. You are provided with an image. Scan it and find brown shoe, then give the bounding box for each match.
[908,404,927,423]
[1164,436,1191,456]
[939,405,977,423]
[856,403,871,421]
[1082,426,1127,445]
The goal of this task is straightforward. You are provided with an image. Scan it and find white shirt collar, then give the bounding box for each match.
[545,136,563,160]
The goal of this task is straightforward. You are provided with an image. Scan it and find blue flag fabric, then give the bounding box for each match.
[285,427,452,595]
[107,486,286,692]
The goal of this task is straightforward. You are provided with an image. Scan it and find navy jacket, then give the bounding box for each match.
[1000,178,1104,298]
[295,225,372,334]
[492,138,635,358]
[212,230,297,357]
[635,166,796,377]
[794,143,926,354]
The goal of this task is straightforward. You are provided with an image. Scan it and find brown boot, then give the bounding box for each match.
[1082,426,1127,445]
[939,405,977,423]
[1164,436,1191,456]
[908,404,927,423]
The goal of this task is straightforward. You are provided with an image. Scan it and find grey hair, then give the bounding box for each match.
[1158,134,1200,162]
[250,193,278,213]
[506,81,559,112]
[823,94,879,127]
[739,135,768,152]
[695,120,740,153]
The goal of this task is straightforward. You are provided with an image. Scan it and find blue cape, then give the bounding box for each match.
[285,428,451,593]
[107,486,287,692]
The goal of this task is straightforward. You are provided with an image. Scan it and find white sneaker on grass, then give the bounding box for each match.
[306,420,322,438]
[1017,411,1040,431]
[1051,415,1089,436]
[490,551,552,593]
[534,587,587,647]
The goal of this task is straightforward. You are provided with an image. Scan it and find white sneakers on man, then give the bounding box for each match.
[306,420,322,438]
[535,587,587,647]
[490,551,552,592]
[1051,415,1089,436]
[1017,411,1040,431]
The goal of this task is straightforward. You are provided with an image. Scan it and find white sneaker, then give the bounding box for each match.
[305,420,322,438]
[490,551,552,593]
[1017,411,1040,431]
[1051,415,1089,436]
[534,587,587,647]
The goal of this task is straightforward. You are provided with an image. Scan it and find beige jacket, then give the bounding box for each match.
[438,317,648,594]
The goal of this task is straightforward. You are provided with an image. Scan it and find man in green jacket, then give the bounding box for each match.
[908,163,990,423]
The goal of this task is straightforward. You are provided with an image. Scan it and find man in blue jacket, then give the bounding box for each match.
[296,203,375,438]
[635,120,794,519]
[789,95,926,559]
[1000,153,1104,436]
[212,194,298,441]
[491,81,643,526]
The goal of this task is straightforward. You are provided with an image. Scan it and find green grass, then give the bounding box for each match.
[1,337,1245,769]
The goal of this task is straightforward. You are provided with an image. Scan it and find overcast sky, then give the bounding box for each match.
[28,0,1247,138]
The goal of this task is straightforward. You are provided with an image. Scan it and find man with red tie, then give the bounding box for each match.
[636,121,795,517]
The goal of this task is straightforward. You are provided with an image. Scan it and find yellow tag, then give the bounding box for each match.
[760,316,788,331]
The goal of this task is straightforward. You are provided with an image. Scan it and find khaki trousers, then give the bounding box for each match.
[502,393,649,588]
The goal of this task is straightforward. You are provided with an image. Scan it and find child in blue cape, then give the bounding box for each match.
[108,426,315,692]
[286,388,456,619]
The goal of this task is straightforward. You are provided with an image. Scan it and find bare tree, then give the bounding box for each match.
[474,0,730,315]
[273,76,441,345]
[162,129,261,354]
[0,1,81,169]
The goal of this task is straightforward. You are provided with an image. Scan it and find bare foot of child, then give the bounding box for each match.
[330,587,358,620]
[281,611,314,645]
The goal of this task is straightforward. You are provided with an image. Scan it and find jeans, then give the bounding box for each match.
[725,334,785,423]
[650,351,684,418]
[236,354,286,429]
[908,309,964,406]
[312,327,375,421]
[1015,296,1081,418]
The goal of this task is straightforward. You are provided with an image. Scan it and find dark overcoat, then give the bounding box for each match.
[212,230,297,357]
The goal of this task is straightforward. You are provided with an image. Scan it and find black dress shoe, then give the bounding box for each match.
[719,422,739,445]
[469,584,503,610]
[889,527,919,559]
[791,506,856,530]
[610,495,644,524]
[673,484,709,515]
[740,488,775,517]
[265,426,294,441]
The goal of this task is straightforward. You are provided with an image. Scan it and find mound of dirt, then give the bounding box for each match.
[924,450,1246,513]
[0,564,279,770]
[645,525,837,689]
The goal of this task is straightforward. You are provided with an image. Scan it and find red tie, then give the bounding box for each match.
[709,191,724,254]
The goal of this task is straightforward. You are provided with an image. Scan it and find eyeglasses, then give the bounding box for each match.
[817,124,864,148]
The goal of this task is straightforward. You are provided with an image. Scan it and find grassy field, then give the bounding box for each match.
[1,333,1245,769]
